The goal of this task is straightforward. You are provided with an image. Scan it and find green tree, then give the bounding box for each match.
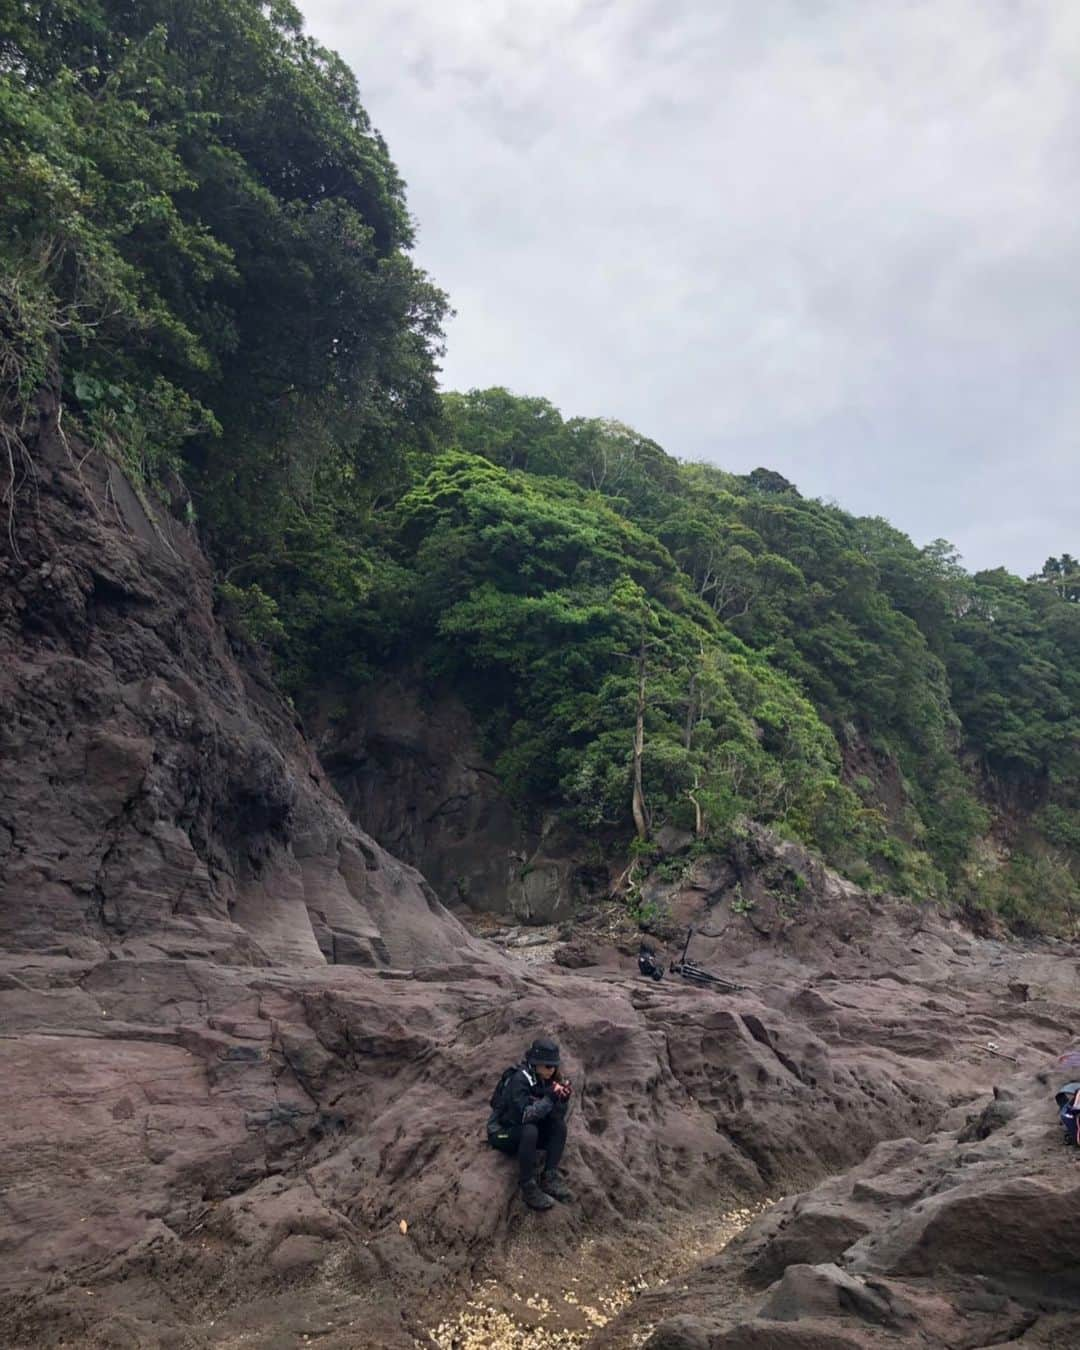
[1,0,447,552]
[1030,554,1080,603]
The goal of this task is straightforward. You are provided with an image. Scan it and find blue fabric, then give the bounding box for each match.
[1057,1082,1080,1145]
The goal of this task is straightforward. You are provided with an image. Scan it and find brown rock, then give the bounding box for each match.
[268,1234,333,1276]
[645,1316,712,1349]
[757,1264,895,1326]
[748,1209,873,1286]
[0,402,482,972]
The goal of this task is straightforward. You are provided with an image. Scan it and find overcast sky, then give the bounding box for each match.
[298,0,1078,575]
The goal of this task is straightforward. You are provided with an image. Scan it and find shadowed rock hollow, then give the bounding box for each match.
[308,677,605,924]
[2,403,1079,1349]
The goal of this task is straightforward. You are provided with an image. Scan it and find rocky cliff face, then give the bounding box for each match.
[309,681,606,922]
[2,399,1078,1350]
[0,394,476,972]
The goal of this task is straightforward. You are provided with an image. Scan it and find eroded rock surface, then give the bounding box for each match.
[599,1055,1080,1349]
[7,919,1078,1350]
[0,397,474,973]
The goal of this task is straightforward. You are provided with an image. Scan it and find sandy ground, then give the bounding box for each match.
[423,1201,769,1348]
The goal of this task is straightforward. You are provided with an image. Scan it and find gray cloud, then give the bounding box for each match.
[299,0,1080,574]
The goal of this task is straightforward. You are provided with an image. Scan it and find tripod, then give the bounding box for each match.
[668,926,746,992]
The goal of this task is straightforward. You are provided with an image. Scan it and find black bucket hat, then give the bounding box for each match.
[526,1037,561,1067]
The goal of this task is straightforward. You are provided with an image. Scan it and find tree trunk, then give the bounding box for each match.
[688,772,704,838]
[684,669,698,750]
[631,636,650,840]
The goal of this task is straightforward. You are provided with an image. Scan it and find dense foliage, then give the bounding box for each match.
[416,393,1077,927]
[0,0,446,554]
[382,450,869,860]
[3,5,1076,931]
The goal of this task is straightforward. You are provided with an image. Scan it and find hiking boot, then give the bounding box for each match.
[520,1179,555,1211]
[540,1170,573,1202]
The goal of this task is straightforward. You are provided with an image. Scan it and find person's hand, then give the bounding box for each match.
[552,1079,572,1102]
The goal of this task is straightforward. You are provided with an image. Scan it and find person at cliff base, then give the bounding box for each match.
[486,1036,574,1211]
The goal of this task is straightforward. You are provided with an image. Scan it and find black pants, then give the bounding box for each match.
[491,1114,567,1185]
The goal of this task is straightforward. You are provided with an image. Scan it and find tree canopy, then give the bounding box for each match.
[398,390,1075,929]
[1,0,447,545]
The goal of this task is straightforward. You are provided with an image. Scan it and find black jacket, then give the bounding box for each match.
[498,1064,562,1128]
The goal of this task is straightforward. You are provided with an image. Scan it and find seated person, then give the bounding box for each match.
[487,1036,574,1211]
